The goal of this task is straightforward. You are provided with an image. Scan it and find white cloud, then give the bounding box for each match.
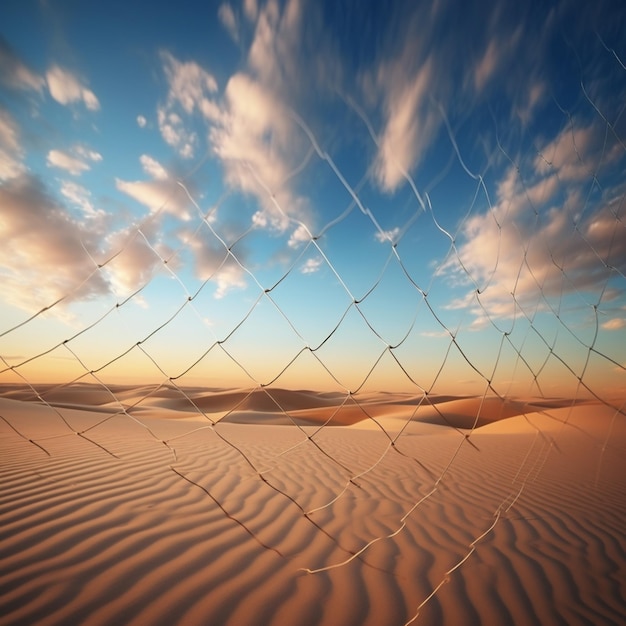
[301,257,322,274]
[0,108,24,180]
[472,18,523,94]
[420,330,449,338]
[140,154,169,180]
[74,145,102,162]
[0,108,21,154]
[156,105,198,158]
[47,149,90,175]
[213,264,247,298]
[115,173,191,220]
[153,0,316,255]
[157,4,314,235]
[0,171,178,313]
[440,162,626,328]
[0,147,23,181]
[247,0,281,80]
[181,227,247,298]
[210,71,308,231]
[360,3,545,194]
[151,33,310,297]
[46,145,101,176]
[602,318,626,330]
[116,155,184,221]
[287,222,312,247]
[246,0,307,91]
[46,65,100,111]
[473,39,499,93]
[375,227,401,244]
[534,122,611,182]
[0,174,109,312]
[137,114,147,128]
[243,0,258,22]
[59,180,100,217]
[372,57,439,193]
[163,51,218,106]
[155,51,222,159]
[0,37,45,92]
[116,178,189,219]
[219,3,239,42]
[102,224,171,296]
[516,81,545,125]
[46,145,102,176]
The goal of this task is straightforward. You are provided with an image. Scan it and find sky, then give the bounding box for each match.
[0,0,625,398]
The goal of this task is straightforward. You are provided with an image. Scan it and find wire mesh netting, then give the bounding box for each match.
[1,1,625,625]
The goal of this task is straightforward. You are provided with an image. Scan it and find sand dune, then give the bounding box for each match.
[0,383,586,429]
[1,384,624,625]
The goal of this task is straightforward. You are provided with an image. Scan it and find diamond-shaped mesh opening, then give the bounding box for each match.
[312,304,388,392]
[219,294,306,384]
[267,251,353,349]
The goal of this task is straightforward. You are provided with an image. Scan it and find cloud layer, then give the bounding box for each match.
[0,0,624,332]
[441,120,626,329]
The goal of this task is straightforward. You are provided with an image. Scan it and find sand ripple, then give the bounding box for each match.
[1,388,625,625]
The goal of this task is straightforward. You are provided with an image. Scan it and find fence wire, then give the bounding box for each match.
[1,4,625,625]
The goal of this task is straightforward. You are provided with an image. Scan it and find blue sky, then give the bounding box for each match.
[1,0,625,397]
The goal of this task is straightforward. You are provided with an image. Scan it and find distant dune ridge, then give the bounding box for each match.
[0,384,624,625]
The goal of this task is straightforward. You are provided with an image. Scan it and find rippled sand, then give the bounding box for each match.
[1,385,624,625]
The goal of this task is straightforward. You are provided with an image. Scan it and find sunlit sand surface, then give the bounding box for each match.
[1,385,624,625]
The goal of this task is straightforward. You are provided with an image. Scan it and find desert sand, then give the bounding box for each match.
[0,383,625,625]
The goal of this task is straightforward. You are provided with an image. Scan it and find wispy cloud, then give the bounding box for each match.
[46,65,99,111]
[420,330,449,339]
[150,2,319,294]
[516,80,546,126]
[0,108,25,181]
[287,223,312,248]
[177,0,315,240]
[116,179,191,221]
[47,149,87,175]
[179,225,248,298]
[375,227,401,244]
[116,154,193,221]
[102,223,172,296]
[0,36,45,92]
[210,71,304,231]
[359,0,558,193]
[301,257,322,274]
[59,180,100,217]
[160,50,218,114]
[218,3,239,42]
[472,23,522,94]
[601,318,626,331]
[473,39,499,93]
[139,154,169,181]
[157,108,197,158]
[156,50,220,158]
[372,57,438,193]
[243,0,258,21]
[534,120,622,182]
[74,145,102,163]
[46,145,101,176]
